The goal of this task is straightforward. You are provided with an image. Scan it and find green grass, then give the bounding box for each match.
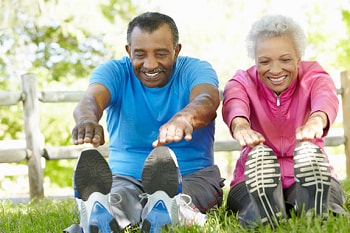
[0,198,78,233]
[1,179,350,233]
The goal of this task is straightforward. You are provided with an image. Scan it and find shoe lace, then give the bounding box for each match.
[109,193,122,205]
[138,192,149,203]
[108,193,123,218]
[177,193,192,206]
[139,192,149,199]
[176,194,207,227]
[138,192,151,209]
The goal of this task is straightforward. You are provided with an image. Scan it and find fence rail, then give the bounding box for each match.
[0,72,349,200]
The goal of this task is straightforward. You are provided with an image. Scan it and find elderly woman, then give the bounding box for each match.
[222,14,347,227]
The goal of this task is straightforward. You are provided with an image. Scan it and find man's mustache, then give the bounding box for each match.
[138,67,166,73]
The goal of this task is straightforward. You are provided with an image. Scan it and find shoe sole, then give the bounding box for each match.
[294,141,331,215]
[142,146,179,198]
[74,149,112,201]
[244,145,283,226]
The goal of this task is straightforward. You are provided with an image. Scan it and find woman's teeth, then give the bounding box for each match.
[269,75,286,82]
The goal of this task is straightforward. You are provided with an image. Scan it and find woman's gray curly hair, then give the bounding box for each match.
[246,14,307,59]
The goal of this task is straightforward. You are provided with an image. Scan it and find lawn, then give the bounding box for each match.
[1,179,349,233]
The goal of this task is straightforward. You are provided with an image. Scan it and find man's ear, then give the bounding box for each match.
[174,43,182,58]
[125,45,131,57]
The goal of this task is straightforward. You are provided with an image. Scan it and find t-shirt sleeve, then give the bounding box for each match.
[89,58,129,105]
[179,57,219,89]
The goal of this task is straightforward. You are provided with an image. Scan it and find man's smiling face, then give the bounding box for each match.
[126,24,181,88]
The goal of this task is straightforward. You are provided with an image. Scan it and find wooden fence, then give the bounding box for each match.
[0,72,349,200]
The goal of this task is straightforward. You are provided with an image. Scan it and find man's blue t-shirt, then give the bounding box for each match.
[90,56,219,180]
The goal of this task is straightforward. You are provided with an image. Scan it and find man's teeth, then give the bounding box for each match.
[269,75,286,82]
[145,72,158,78]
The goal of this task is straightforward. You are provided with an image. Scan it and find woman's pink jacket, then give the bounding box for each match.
[222,61,339,188]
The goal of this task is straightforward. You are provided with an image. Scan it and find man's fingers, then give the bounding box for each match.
[72,128,79,144]
[72,122,105,146]
[83,125,93,143]
[183,127,193,141]
[91,125,105,146]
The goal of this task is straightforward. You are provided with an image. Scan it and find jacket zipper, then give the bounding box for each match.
[275,92,281,106]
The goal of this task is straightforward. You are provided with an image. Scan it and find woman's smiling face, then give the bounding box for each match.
[255,36,301,94]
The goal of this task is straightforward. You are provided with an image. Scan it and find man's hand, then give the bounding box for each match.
[72,120,105,148]
[72,84,110,148]
[152,84,219,147]
[152,116,193,147]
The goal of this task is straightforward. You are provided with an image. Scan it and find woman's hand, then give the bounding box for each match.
[296,111,328,141]
[231,117,265,147]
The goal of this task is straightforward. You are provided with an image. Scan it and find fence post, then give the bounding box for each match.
[341,70,350,178]
[21,73,44,199]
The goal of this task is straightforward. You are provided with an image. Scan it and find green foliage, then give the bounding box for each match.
[0,106,23,140]
[27,19,107,82]
[337,10,350,70]
[0,2,107,82]
[44,160,75,188]
[304,2,346,71]
[0,0,134,142]
[99,0,138,23]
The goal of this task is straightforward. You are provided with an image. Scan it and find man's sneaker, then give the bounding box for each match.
[140,190,179,233]
[176,193,208,227]
[142,146,182,198]
[74,149,120,233]
[244,145,286,227]
[294,141,331,215]
[140,191,208,233]
[141,146,182,232]
[77,192,120,233]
